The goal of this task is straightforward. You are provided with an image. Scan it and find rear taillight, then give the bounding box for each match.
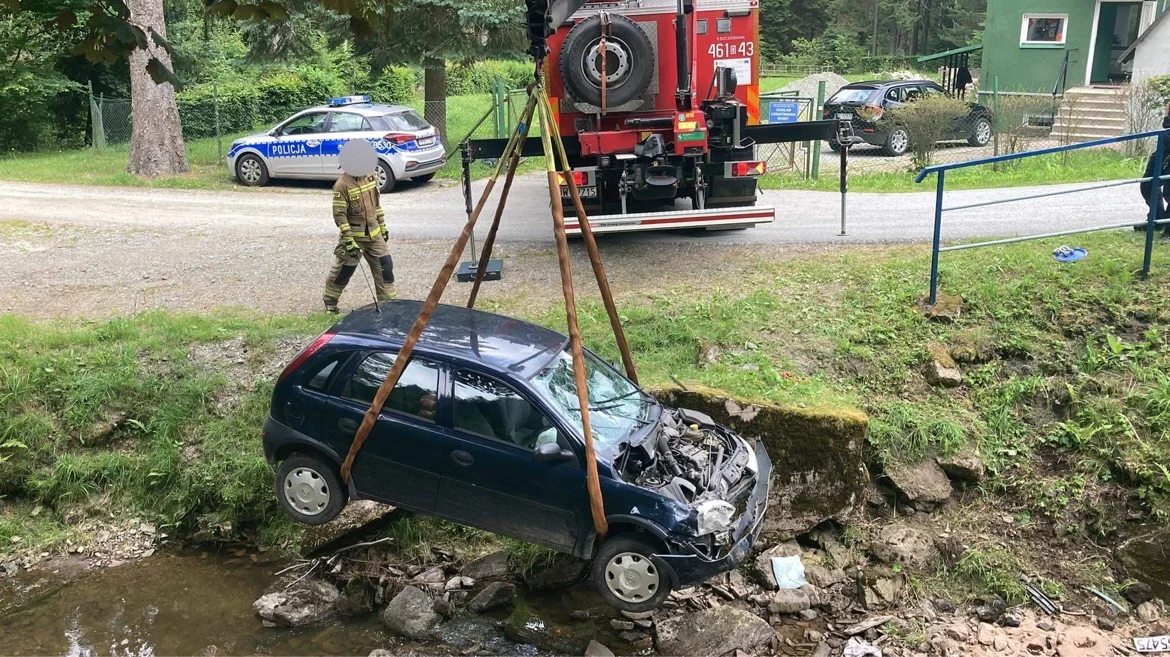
[823,108,832,119]
[730,161,767,177]
[556,171,588,186]
[278,332,335,383]
[383,133,415,145]
[857,105,883,121]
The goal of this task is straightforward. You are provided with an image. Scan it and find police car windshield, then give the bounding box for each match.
[374,111,429,132]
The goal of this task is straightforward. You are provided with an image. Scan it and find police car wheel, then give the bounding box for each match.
[236,154,269,187]
[375,161,396,193]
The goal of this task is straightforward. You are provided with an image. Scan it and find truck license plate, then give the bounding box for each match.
[1135,636,1170,653]
[563,186,597,198]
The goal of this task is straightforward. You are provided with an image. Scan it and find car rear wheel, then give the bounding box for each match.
[413,172,436,184]
[968,117,993,147]
[236,154,269,187]
[275,454,347,525]
[375,161,397,193]
[592,534,673,611]
[881,127,910,157]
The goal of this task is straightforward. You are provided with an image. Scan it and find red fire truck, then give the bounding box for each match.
[464,0,835,235]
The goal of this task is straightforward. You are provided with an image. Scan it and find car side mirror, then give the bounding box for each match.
[534,441,573,463]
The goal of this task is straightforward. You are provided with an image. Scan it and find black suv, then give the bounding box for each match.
[263,301,771,610]
[824,80,993,156]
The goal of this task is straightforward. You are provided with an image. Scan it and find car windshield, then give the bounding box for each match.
[530,349,653,449]
[376,111,430,132]
[829,88,879,104]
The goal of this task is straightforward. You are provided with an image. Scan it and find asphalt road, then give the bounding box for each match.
[0,175,1153,246]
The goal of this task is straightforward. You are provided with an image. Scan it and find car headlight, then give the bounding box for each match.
[694,500,736,536]
[743,440,759,475]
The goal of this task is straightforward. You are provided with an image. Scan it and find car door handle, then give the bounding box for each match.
[338,418,359,432]
[450,450,474,467]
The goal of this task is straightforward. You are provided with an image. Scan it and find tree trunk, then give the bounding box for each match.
[423,57,448,148]
[126,0,189,176]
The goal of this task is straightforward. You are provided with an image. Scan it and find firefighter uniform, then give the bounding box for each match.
[323,173,395,311]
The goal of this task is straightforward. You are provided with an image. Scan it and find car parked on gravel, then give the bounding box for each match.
[227,96,445,193]
[824,80,994,156]
[262,300,771,611]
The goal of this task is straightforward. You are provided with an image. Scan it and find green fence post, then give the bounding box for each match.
[214,80,223,162]
[811,80,826,179]
[494,80,507,139]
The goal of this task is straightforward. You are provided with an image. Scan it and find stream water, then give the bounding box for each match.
[0,551,625,656]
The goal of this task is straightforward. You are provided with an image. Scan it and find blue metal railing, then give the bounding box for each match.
[915,128,1170,304]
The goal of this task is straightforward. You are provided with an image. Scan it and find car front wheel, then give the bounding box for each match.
[236,154,269,187]
[591,534,673,611]
[882,127,910,157]
[275,453,347,525]
[375,161,397,193]
[969,117,993,147]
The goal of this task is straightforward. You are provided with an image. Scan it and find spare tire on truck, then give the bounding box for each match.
[559,14,656,108]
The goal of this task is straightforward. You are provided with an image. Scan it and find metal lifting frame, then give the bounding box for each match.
[339,85,640,540]
[916,128,1170,305]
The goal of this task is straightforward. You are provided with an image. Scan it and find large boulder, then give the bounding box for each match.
[461,550,510,581]
[937,449,985,483]
[382,585,440,640]
[468,582,516,612]
[871,524,941,571]
[655,605,775,656]
[519,553,589,591]
[253,578,340,627]
[1116,531,1170,602]
[887,459,952,507]
[655,387,868,539]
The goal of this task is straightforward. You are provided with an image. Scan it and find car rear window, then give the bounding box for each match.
[374,111,430,132]
[829,88,879,104]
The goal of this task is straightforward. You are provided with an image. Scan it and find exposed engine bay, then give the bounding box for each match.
[616,407,758,543]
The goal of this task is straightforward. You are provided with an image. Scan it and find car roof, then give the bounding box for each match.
[842,79,937,89]
[331,301,570,379]
[303,103,417,117]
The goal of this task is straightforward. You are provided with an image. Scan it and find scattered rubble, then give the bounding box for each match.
[870,524,941,570]
[654,605,775,656]
[886,459,953,507]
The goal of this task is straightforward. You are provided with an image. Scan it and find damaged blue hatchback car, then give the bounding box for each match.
[263,301,771,611]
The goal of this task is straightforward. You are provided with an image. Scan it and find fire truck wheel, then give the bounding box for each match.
[560,14,655,108]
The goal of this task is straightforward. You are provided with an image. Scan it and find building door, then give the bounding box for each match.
[1090,2,1144,83]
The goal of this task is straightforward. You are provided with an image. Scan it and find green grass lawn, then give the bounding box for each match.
[760,148,1152,193]
[3,231,1169,571]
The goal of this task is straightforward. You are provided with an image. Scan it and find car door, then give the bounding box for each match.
[270,111,328,177]
[321,111,374,178]
[320,350,445,512]
[436,368,586,551]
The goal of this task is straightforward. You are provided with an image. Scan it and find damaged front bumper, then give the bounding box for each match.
[652,441,772,589]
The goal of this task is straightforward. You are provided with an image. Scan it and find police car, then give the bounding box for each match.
[226,96,446,193]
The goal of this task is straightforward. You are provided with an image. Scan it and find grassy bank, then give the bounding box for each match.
[3,232,1169,597]
[760,148,1151,193]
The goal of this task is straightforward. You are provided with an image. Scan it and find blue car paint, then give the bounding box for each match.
[263,300,771,586]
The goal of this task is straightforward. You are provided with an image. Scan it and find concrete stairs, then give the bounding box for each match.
[1052,87,1129,142]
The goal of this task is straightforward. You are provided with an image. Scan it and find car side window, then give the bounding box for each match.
[328,112,368,133]
[281,112,328,136]
[305,356,345,391]
[341,352,439,422]
[904,86,924,102]
[453,370,557,450]
[885,87,903,104]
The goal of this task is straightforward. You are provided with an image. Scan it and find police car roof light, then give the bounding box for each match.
[328,95,372,107]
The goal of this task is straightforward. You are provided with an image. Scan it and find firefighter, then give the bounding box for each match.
[1138,102,1170,237]
[323,140,395,313]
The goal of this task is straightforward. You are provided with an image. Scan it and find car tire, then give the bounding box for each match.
[375,161,397,193]
[591,533,673,612]
[236,153,269,187]
[881,127,910,157]
[413,172,436,184]
[560,14,656,108]
[968,117,993,147]
[275,453,347,525]
[828,140,842,152]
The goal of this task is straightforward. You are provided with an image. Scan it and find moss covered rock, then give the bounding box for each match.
[654,386,869,540]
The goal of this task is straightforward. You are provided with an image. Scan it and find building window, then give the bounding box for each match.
[1020,14,1068,46]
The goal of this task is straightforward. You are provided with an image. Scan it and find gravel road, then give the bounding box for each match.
[0,177,1155,318]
